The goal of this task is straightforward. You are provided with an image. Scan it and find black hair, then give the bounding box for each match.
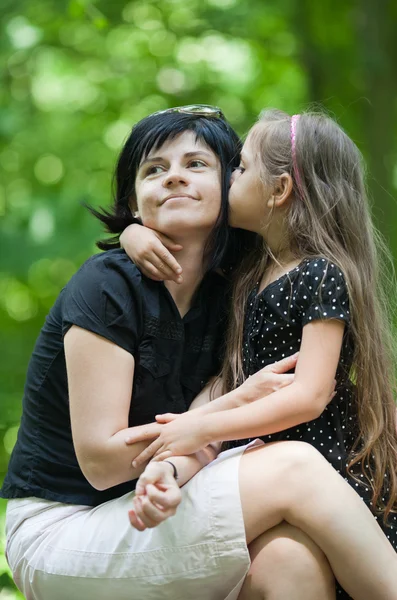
[89,111,254,271]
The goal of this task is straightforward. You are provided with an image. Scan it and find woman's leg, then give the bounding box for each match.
[238,442,397,600]
[237,522,336,600]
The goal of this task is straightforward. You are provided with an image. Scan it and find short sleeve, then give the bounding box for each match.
[295,258,350,327]
[61,252,142,355]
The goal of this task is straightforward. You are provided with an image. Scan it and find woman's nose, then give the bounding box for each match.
[163,167,188,187]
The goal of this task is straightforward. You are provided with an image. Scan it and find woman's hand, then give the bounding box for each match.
[128,461,182,531]
[129,412,209,467]
[120,223,183,283]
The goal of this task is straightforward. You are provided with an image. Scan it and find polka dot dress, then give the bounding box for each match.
[238,258,397,599]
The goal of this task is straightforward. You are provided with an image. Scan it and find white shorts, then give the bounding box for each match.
[5,443,260,600]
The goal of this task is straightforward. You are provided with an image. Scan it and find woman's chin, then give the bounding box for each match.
[152,216,215,241]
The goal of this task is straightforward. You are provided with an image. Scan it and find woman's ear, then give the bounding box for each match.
[267,173,293,209]
[129,195,138,215]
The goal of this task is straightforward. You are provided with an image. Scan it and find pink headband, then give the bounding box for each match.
[290,114,303,195]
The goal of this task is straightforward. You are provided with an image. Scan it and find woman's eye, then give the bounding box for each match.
[236,165,245,174]
[145,165,164,176]
[188,160,206,168]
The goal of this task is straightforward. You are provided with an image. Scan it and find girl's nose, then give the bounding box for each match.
[230,168,239,186]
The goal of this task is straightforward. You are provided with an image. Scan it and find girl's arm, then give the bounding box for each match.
[155,354,297,425]
[130,319,343,464]
[202,320,343,442]
[120,223,183,283]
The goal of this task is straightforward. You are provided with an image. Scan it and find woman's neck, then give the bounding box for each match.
[164,242,207,318]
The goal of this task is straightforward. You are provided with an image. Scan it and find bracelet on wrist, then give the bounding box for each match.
[163,460,178,480]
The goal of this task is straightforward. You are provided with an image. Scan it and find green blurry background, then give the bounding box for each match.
[1,0,397,596]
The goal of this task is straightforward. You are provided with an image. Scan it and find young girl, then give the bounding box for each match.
[123,109,397,599]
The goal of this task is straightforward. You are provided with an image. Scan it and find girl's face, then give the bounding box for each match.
[228,134,271,233]
[134,131,222,240]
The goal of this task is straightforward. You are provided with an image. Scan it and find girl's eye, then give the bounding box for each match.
[236,165,245,174]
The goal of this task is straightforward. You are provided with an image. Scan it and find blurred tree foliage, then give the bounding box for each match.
[1,0,397,595]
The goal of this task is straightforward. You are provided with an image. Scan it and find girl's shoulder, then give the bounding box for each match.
[296,257,348,289]
[293,257,350,325]
[298,256,345,276]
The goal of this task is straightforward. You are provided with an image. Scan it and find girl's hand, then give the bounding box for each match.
[154,355,299,424]
[239,353,298,402]
[128,461,182,530]
[155,413,179,424]
[124,421,164,445]
[130,413,208,467]
[120,223,183,283]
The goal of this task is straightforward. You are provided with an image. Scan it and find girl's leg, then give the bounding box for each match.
[237,522,336,600]
[238,442,397,600]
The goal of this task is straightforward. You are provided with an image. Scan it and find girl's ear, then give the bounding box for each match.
[267,173,293,209]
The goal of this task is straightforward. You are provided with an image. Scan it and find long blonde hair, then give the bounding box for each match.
[222,109,397,521]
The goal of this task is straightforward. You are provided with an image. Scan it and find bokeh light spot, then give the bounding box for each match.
[103,121,131,150]
[6,16,42,49]
[3,426,19,455]
[157,68,186,94]
[29,207,55,244]
[2,279,38,322]
[34,155,64,185]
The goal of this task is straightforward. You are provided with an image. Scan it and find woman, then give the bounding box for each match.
[2,107,397,600]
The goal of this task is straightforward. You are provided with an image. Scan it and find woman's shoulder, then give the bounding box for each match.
[61,249,147,350]
[68,249,144,293]
[83,248,142,276]
[62,249,147,321]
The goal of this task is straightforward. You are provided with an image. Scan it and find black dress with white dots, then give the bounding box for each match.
[238,257,397,598]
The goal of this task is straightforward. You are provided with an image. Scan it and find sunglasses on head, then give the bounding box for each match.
[150,104,225,120]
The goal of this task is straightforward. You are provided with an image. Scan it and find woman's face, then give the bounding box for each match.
[228,133,271,233]
[134,131,222,240]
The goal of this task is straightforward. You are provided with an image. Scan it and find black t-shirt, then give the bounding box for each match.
[1,249,228,506]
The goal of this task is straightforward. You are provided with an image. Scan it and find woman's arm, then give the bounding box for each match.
[65,324,222,491]
[64,325,164,490]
